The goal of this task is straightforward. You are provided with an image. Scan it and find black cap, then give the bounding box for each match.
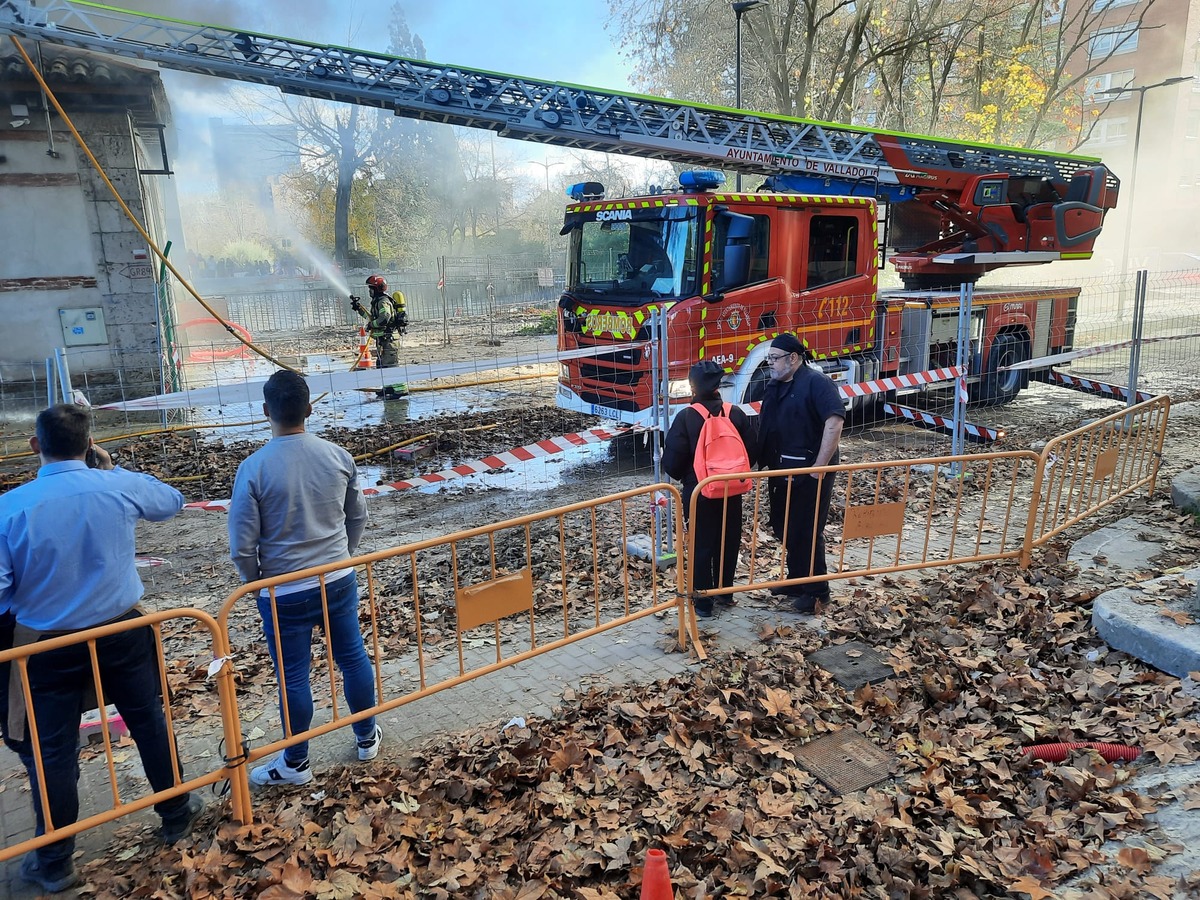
[770,333,805,357]
[689,360,723,397]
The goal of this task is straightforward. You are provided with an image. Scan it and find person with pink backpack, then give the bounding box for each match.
[662,361,758,617]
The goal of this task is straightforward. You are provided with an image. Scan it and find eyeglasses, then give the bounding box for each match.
[765,353,793,363]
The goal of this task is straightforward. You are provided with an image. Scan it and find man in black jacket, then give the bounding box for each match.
[662,361,757,617]
[756,333,845,613]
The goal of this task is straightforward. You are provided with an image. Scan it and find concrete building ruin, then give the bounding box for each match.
[0,45,183,411]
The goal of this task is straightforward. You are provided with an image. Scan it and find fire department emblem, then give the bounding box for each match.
[725,303,748,331]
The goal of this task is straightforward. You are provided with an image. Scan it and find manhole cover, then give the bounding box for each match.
[795,729,892,795]
[806,640,894,689]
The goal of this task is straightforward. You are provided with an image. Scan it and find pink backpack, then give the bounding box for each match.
[690,403,752,499]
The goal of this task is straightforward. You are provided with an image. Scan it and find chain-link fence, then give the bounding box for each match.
[2,268,1198,489]
[190,254,564,337]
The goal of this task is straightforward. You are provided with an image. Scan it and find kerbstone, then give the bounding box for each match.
[1172,468,1200,515]
[1092,567,1200,679]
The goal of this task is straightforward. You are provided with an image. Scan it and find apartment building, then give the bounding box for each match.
[1071,0,1200,268]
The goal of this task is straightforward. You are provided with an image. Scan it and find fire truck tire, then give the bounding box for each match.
[972,333,1028,407]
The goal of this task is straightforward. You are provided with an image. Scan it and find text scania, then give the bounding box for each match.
[595,209,633,222]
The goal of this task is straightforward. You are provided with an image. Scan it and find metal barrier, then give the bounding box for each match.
[217,483,685,818]
[685,452,1041,616]
[0,405,1174,853]
[1023,395,1170,562]
[0,608,244,863]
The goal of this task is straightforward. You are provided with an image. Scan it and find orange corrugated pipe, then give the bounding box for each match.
[1022,742,1141,762]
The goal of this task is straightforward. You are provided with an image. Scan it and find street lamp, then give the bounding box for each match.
[1095,75,1192,278]
[528,158,563,194]
[528,159,564,258]
[732,0,768,191]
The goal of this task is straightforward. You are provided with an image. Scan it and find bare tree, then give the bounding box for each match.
[610,0,1160,152]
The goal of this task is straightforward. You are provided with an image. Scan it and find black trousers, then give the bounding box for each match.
[21,617,192,866]
[690,494,743,593]
[768,470,836,598]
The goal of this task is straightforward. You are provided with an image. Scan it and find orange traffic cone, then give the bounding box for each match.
[355,325,374,369]
[639,848,674,900]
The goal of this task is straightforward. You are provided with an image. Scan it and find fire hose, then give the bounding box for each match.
[1021,742,1141,763]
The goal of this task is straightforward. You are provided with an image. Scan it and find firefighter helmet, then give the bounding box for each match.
[366,274,388,293]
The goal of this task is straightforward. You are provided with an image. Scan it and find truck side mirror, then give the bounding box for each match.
[716,210,754,293]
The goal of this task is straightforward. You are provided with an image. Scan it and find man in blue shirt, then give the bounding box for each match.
[0,404,203,893]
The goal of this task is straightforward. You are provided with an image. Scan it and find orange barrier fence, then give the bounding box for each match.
[682,396,1169,622]
[1022,395,1169,562]
[0,400,1171,854]
[0,608,243,863]
[216,483,685,819]
[685,451,1040,612]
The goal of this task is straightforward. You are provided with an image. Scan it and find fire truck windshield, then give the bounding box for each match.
[566,206,699,300]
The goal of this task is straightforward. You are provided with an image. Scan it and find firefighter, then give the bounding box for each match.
[350,275,406,368]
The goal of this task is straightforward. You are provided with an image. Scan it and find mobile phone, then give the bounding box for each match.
[85,447,99,468]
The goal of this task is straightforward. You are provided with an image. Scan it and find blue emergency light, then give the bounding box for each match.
[679,170,725,191]
[567,181,606,201]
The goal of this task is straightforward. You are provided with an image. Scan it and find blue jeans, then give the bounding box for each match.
[20,612,193,868]
[257,572,376,764]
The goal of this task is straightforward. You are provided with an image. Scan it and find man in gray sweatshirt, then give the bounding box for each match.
[228,370,380,786]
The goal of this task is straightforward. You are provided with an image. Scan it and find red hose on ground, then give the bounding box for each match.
[1022,742,1141,762]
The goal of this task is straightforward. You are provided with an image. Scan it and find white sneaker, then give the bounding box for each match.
[250,753,314,786]
[357,724,383,761]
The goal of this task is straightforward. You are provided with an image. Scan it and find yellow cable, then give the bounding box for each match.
[351,423,500,462]
[8,36,300,375]
[407,372,555,393]
[352,371,555,395]
[352,432,435,462]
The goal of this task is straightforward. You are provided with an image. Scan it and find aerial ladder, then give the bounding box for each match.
[0,0,1118,286]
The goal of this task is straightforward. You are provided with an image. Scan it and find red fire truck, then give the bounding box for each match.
[556,157,1116,424]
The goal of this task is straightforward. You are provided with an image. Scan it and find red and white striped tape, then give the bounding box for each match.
[1040,369,1155,403]
[184,425,630,511]
[882,402,1004,443]
[362,425,628,497]
[737,365,963,416]
[838,366,962,399]
[185,498,230,511]
[184,366,972,512]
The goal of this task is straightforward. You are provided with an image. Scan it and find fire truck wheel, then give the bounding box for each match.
[972,332,1028,407]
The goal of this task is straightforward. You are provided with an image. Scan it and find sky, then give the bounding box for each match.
[128,0,638,193]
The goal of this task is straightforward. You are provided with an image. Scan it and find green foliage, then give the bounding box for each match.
[515,312,557,336]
